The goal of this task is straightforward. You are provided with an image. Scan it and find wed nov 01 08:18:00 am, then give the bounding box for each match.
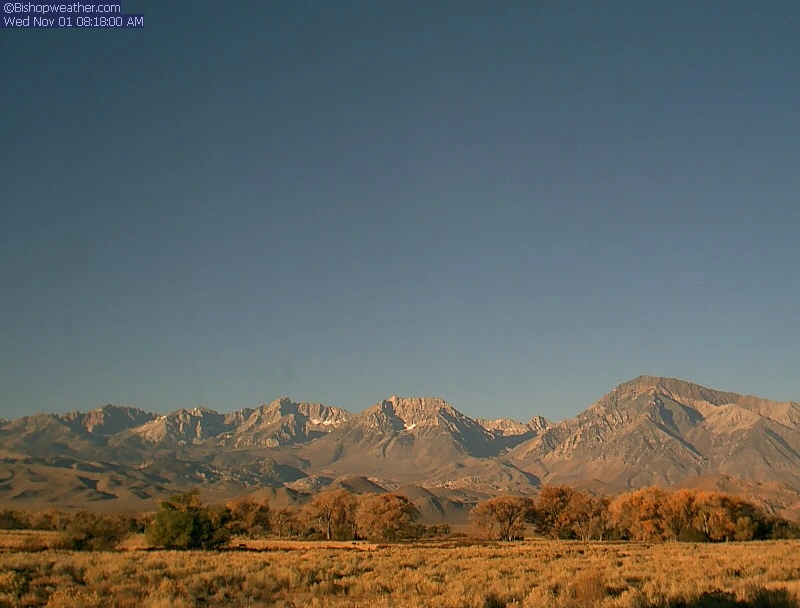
[2,14,143,26]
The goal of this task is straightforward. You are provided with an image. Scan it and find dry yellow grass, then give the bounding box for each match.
[0,536,799,607]
[0,531,60,553]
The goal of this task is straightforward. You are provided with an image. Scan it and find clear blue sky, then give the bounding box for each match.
[1,1,799,422]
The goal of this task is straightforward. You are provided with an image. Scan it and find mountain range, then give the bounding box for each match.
[1,376,799,521]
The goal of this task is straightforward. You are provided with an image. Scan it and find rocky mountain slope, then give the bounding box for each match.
[0,377,798,517]
[509,376,800,491]
[300,396,498,470]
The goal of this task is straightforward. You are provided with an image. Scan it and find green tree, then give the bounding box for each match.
[145,489,230,549]
[57,512,131,551]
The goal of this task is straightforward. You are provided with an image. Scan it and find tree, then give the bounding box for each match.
[356,493,420,541]
[662,489,699,541]
[166,487,204,510]
[146,489,230,549]
[766,517,800,539]
[471,496,534,541]
[609,487,670,542]
[690,491,764,542]
[535,485,577,539]
[605,487,775,543]
[271,506,302,539]
[226,497,271,537]
[566,492,611,541]
[304,488,358,540]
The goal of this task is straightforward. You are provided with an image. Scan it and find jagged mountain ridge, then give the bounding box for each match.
[293,396,493,470]
[116,398,351,448]
[60,404,159,436]
[1,377,799,517]
[219,397,350,448]
[293,396,541,489]
[476,415,552,436]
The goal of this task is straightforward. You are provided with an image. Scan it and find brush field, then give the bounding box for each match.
[0,535,799,607]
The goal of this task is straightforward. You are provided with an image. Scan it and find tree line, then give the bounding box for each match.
[2,484,797,551]
[0,487,445,550]
[471,485,800,542]
[144,487,452,548]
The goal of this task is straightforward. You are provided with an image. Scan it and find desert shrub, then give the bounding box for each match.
[569,570,610,604]
[742,587,799,607]
[27,510,72,531]
[0,510,28,530]
[55,512,130,551]
[422,523,451,538]
[0,570,26,597]
[19,535,49,552]
[45,587,103,608]
[145,489,230,550]
[1,539,800,607]
[482,591,508,608]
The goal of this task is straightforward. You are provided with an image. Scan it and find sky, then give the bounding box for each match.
[1,1,799,423]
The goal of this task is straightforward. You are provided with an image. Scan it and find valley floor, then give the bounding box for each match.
[0,537,799,607]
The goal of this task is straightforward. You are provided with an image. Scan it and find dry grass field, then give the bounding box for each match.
[0,534,799,607]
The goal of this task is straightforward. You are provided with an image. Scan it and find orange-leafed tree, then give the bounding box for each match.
[662,489,698,540]
[609,487,670,542]
[535,485,577,539]
[226,497,271,537]
[471,496,535,541]
[567,492,611,541]
[304,488,358,540]
[271,506,302,539]
[356,493,419,541]
[690,491,764,542]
